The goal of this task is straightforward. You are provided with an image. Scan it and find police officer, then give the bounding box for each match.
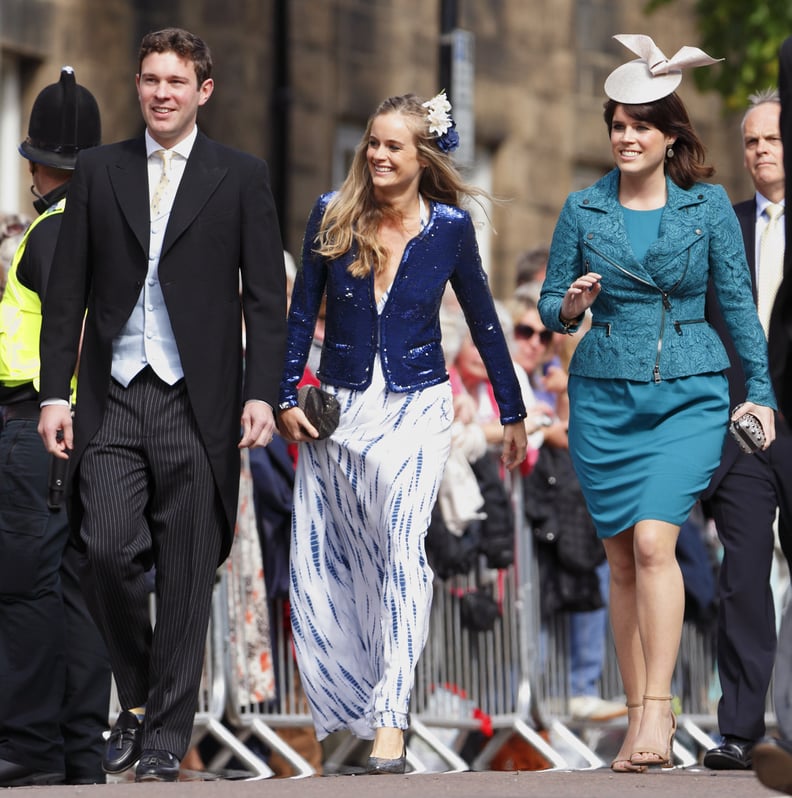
[0,67,110,787]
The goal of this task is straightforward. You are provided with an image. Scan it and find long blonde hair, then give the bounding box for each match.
[316,93,486,278]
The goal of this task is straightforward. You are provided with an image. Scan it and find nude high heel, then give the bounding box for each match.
[611,703,647,773]
[630,695,676,768]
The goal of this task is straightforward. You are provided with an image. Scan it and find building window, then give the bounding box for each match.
[468,149,493,277]
[0,55,22,214]
[575,0,618,98]
[333,124,363,190]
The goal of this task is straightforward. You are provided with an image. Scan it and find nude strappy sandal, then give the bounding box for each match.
[630,695,676,768]
[611,703,647,773]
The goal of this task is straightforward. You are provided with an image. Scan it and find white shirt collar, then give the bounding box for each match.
[144,126,198,161]
[755,192,786,220]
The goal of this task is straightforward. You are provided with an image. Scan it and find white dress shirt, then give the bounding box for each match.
[111,127,198,387]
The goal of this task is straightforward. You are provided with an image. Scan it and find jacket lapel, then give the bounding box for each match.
[734,199,758,277]
[580,171,639,269]
[645,178,706,265]
[107,138,150,256]
[734,200,758,305]
[583,171,706,285]
[161,132,227,257]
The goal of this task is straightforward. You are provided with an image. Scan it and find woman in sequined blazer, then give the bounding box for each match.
[277,93,526,773]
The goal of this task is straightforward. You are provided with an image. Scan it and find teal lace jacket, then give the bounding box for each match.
[539,169,776,408]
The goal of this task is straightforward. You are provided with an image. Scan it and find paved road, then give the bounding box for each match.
[9,768,780,798]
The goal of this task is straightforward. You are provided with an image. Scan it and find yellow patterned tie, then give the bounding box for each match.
[757,202,784,337]
[150,149,172,216]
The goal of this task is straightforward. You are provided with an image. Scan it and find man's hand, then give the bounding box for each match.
[239,400,277,449]
[38,405,73,458]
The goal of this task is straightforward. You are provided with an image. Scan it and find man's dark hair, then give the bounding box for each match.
[138,28,212,87]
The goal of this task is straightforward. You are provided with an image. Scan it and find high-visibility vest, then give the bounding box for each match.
[0,199,65,392]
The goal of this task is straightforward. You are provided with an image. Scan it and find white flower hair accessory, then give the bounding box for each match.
[604,34,722,104]
[422,90,460,153]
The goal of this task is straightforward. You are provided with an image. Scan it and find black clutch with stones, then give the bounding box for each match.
[297,385,341,440]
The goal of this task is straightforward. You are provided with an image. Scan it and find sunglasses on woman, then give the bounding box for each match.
[514,324,553,345]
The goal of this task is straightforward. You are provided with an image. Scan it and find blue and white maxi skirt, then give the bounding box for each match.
[289,356,453,740]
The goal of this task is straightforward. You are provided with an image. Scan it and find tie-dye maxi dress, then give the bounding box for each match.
[289,291,454,740]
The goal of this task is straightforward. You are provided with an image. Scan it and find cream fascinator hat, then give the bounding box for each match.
[604,34,722,104]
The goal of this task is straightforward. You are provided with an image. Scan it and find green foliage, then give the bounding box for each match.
[645,0,792,111]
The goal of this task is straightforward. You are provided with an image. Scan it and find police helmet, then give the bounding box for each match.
[19,66,101,170]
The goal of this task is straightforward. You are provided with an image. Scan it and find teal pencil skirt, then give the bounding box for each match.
[567,373,729,539]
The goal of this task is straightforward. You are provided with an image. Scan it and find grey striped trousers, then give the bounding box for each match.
[79,367,224,759]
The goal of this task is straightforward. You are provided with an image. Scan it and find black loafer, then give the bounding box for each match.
[103,709,143,774]
[135,750,180,782]
[0,758,64,787]
[753,737,792,794]
[703,737,754,770]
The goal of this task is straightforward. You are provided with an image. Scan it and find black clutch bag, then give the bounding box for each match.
[297,385,341,440]
[728,404,766,454]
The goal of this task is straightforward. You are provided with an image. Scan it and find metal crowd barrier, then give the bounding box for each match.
[107,581,274,780]
[105,456,752,778]
[411,473,603,771]
[188,576,274,778]
[213,463,729,774]
[221,590,316,778]
[217,447,318,777]
[536,607,712,767]
[410,465,738,771]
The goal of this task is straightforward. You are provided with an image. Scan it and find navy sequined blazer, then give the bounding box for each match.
[279,193,526,425]
[539,169,776,408]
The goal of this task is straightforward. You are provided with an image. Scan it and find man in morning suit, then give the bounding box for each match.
[752,36,792,797]
[37,28,287,782]
[702,89,792,771]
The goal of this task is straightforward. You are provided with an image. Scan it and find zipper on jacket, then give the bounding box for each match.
[673,318,706,335]
[591,321,612,336]
[586,245,668,382]
[653,295,668,382]
[586,243,693,384]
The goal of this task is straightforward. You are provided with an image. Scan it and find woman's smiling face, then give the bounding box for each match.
[367,112,426,197]
[610,104,675,179]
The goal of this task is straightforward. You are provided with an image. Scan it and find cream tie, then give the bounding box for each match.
[757,202,784,336]
[150,149,172,216]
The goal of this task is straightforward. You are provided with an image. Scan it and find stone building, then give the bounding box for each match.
[0,0,755,297]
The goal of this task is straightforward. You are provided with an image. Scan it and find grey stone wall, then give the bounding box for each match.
[1,0,756,296]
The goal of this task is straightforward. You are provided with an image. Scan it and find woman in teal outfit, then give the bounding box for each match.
[539,34,777,774]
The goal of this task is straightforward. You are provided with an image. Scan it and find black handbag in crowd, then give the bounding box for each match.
[523,445,605,618]
[459,589,501,633]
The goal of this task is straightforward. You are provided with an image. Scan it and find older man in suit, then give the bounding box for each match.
[702,88,792,771]
[752,35,792,796]
[38,28,286,782]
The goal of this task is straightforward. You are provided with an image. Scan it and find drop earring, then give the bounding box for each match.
[666,146,675,159]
